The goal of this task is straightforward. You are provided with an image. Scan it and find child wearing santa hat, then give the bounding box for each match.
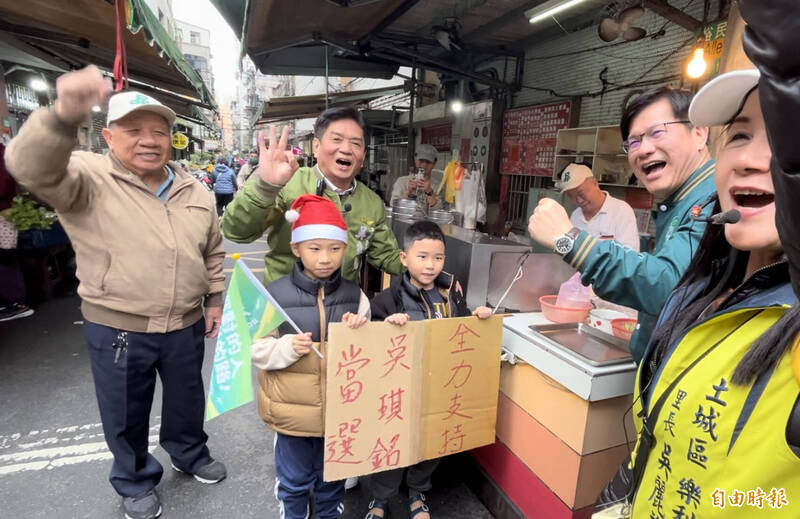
[250,194,369,519]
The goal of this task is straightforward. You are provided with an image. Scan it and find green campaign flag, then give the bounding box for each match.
[206,260,291,421]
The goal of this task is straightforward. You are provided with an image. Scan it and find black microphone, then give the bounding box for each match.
[343,203,352,213]
[315,179,325,197]
[691,209,741,225]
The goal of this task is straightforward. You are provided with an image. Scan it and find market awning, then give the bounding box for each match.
[0,0,215,108]
[212,0,404,79]
[213,0,706,94]
[255,85,405,125]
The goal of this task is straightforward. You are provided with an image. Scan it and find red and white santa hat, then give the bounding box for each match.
[285,194,348,243]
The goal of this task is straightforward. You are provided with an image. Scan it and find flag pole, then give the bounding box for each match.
[233,256,323,359]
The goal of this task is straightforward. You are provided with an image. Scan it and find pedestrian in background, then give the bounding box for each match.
[211,156,237,216]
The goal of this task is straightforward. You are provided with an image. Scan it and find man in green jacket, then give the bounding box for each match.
[220,107,403,284]
[528,88,716,363]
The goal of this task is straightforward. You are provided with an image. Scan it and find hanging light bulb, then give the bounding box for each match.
[686,47,707,79]
[30,78,47,91]
[451,99,464,113]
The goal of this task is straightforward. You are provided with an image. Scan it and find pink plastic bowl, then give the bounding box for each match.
[539,295,592,324]
[611,318,637,341]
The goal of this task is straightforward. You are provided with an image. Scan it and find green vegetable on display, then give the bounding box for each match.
[0,196,58,231]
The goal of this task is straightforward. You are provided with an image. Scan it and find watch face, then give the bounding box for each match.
[555,236,573,254]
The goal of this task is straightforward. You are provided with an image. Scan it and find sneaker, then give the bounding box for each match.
[122,489,162,519]
[0,303,34,322]
[345,476,359,490]
[172,458,227,484]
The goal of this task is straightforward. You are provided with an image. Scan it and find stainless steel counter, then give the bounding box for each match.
[502,313,636,401]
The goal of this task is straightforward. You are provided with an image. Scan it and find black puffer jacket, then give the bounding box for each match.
[266,262,361,342]
[739,0,800,299]
[370,271,470,321]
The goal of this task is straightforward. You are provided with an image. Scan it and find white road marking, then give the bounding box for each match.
[0,422,161,476]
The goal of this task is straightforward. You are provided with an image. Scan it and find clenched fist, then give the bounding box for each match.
[527,198,573,250]
[257,125,300,186]
[54,65,113,126]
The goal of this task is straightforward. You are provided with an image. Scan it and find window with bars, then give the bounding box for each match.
[504,174,549,230]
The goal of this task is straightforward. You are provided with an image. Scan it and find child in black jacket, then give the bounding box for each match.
[365,220,491,519]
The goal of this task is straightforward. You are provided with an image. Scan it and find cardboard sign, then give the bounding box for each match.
[323,315,503,481]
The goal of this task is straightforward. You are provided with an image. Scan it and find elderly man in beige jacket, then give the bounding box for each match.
[5,65,226,519]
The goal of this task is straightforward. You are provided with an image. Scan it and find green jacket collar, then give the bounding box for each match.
[660,159,716,209]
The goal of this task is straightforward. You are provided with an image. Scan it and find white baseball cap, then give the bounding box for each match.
[689,69,760,127]
[557,163,594,192]
[106,91,176,127]
[415,143,438,163]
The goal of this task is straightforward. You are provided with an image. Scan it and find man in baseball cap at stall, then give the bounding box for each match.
[558,163,640,251]
[5,65,226,519]
[390,143,444,210]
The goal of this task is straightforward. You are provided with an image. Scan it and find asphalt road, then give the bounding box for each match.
[0,238,492,519]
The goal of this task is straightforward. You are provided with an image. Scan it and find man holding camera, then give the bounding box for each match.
[390,143,443,210]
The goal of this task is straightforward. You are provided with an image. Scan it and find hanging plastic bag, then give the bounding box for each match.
[556,273,592,308]
[455,162,486,229]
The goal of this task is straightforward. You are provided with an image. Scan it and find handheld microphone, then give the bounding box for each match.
[691,208,741,225]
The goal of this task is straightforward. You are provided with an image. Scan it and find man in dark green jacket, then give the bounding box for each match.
[220,107,403,284]
[528,88,716,362]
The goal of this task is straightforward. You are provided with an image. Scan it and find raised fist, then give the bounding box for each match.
[54,65,113,126]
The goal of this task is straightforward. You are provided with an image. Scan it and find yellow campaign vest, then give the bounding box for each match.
[631,306,800,518]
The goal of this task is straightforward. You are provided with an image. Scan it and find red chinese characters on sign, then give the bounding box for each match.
[368,434,402,470]
[326,419,362,465]
[439,424,466,455]
[381,334,411,378]
[438,323,480,455]
[378,388,405,424]
[500,101,572,177]
[336,344,371,403]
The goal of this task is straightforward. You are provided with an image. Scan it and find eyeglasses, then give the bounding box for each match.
[621,121,690,154]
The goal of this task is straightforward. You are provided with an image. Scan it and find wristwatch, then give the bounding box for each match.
[554,227,581,256]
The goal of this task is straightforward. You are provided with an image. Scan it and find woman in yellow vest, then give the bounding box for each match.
[624,69,800,518]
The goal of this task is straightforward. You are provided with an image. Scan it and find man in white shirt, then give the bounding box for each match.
[559,163,640,251]
[390,143,443,210]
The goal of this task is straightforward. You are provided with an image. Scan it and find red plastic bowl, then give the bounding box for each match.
[539,295,592,324]
[611,318,637,341]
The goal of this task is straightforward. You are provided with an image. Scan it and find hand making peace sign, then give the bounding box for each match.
[257,125,300,186]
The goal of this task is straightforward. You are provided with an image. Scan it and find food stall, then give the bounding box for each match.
[390,212,637,518]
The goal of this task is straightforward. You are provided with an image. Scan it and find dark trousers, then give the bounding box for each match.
[367,458,440,501]
[274,433,345,519]
[0,249,26,305]
[215,193,234,216]
[84,319,211,497]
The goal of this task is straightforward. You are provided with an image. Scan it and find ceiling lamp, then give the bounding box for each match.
[30,78,47,91]
[686,47,707,79]
[525,0,591,25]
